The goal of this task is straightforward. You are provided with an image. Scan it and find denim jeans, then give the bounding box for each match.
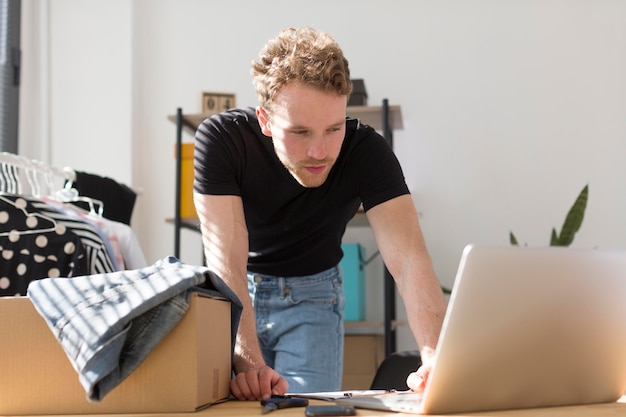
[27,257,242,402]
[247,266,345,393]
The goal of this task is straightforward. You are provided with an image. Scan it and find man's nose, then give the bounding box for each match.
[307,135,327,160]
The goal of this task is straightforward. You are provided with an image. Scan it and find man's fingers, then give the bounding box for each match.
[230,366,288,401]
[406,371,425,392]
[269,371,289,396]
[257,366,276,399]
[230,371,259,400]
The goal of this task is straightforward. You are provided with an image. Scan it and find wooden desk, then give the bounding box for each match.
[185,395,626,417]
[10,396,625,417]
[202,396,626,416]
[13,395,626,417]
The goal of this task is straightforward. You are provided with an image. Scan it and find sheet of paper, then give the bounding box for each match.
[286,390,398,401]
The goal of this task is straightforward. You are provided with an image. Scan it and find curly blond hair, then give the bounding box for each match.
[251,27,352,111]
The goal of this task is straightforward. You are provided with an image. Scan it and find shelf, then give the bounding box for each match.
[347,105,403,131]
[167,105,403,138]
[166,113,209,136]
[344,320,406,335]
[348,207,369,227]
[165,217,200,231]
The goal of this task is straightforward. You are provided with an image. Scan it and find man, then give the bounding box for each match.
[193,27,446,400]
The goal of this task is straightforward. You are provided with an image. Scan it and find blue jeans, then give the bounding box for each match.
[247,266,345,393]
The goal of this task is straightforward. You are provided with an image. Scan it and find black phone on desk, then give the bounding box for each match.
[305,404,356,416]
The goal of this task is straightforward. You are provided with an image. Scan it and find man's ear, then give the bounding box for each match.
[256,106,272,137]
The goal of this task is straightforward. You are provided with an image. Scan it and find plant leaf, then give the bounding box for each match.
[554,184,589,246]
[550,228,559,245]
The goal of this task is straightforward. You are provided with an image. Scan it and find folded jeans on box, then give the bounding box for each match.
[27,256,241,402]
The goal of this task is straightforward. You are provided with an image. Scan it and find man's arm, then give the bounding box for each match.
[365,194,447,390]
[193,192,288,400]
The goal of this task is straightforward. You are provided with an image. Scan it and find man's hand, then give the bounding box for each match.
[406,367,428,392]
[406,348,436,392]
[230,365,289,400]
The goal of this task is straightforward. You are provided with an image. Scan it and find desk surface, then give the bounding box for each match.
[206,396,626,416]
[10,396,626,417]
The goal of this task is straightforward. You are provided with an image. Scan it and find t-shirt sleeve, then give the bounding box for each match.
[349,126,410,212]
[193,112,244,197]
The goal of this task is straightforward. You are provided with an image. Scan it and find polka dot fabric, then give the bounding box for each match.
[0,195,88,296]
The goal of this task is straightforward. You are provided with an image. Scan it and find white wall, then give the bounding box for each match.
[20,0,133,179]
[20,0,626,351]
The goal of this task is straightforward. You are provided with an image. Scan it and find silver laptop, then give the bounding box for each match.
[337,245,626,414]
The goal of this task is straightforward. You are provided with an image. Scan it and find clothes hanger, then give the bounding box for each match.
[54,185,104,217]
[0,152,104,217]
[0,153,24,195]
[0,194,59,237]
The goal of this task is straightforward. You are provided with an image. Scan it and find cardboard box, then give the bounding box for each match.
[342,334,384,390]
[0,292,232,415]
[340,243,366,321]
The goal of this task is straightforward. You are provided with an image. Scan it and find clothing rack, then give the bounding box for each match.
[0,152,109,216]
[0,152,147,296]
[0,152,76,198]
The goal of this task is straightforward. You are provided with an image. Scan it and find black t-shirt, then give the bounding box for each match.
[194,107,409,276]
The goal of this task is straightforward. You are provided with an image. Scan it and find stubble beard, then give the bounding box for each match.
[282,159,335,188]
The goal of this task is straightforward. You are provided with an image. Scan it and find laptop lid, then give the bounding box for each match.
[339,245,626,414]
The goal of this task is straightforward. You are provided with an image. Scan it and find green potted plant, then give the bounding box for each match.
[510,185,589,247]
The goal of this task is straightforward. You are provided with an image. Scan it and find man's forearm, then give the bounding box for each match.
[232,297,266,372]
[404,267,447,354]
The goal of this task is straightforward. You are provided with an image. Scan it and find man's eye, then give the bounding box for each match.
[293,130,308,135]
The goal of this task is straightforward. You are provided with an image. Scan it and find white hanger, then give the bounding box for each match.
[0,152,104,217]
[0,194,59,237]
[55,186,104,217]
[0,152,65,197]
[0,153,25,195]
